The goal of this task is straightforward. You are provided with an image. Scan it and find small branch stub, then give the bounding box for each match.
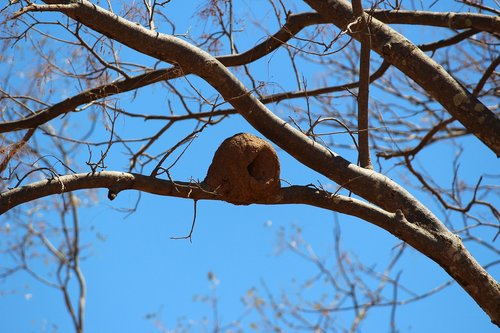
[107,190,117,201]
[204,133,280,205]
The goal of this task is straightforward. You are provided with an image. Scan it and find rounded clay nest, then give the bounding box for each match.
[204,133,281,205]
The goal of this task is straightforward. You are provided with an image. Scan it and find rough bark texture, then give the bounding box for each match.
[204,133,280,205]
[0,172,394,226]
[304,0,500,156]
[371,10,500,33]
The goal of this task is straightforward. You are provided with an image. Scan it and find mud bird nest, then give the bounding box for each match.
[204,133,281,205]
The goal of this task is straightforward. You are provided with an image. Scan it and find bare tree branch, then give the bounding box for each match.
[304,0,500,156]
[371,9,500,33]
[351,0,373,169]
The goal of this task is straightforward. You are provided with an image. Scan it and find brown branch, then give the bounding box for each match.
[2,10,486,134]
[216,12,326,66]
[0,171,452,241]
[473,55,500,97]
[0,67,181,133]
[371,9,500,34]
[0,171,387,224]
[351,0,373,169]
[0,128,36,174]
[1,170,498,326]
[377,117,455,159]
[1,12,324,133]
[304,0,500,156]
[419,29,479,52]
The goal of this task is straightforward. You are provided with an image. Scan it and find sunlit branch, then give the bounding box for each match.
[304,0,500,155]
[371,9,500,34]
[0,170,402,235]
[351,0,373,169]
[2,9,491,135]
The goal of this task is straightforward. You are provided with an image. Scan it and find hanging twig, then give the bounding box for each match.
[171,199,198,243]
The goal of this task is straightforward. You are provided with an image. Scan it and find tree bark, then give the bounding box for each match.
[304,0,500,156]
[1,171,499,325]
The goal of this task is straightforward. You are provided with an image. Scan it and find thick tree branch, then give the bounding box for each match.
[371,9,500,34]
[3,8,486,133]
[304,0,500,156]
[1,171,498,326]
[0,171,476,247]
[0,172,405,239]
[1,12,322,133]
[37,0,447,229]
[272,9,499,33]
[0,59,390,133]
[0,171,382,217]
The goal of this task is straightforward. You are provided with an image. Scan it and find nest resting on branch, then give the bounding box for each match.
[204,133,281,205]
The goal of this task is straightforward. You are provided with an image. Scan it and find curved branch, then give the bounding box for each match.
[419,29,479,52]
[0,68,180,133]
[0,171,384,217]
[304,0,500,156]
[1,171,498,326]
[371,9,500,34]
[0,170,464,247]
[3,8,490,133]
[2,23,472,132]
[216,12,325,66]
[0,171,427,266]
[284,9,500,34]
[0,171,402,237]
[0,12,325,133]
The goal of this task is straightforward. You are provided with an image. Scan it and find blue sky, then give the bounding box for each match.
[1,0,499,332]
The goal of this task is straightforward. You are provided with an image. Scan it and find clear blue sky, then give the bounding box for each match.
[0,1,498,332]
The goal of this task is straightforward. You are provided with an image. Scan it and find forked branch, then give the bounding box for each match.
[304,0,500,156]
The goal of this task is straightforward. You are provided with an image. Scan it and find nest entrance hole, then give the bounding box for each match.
[247,151,274,181]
